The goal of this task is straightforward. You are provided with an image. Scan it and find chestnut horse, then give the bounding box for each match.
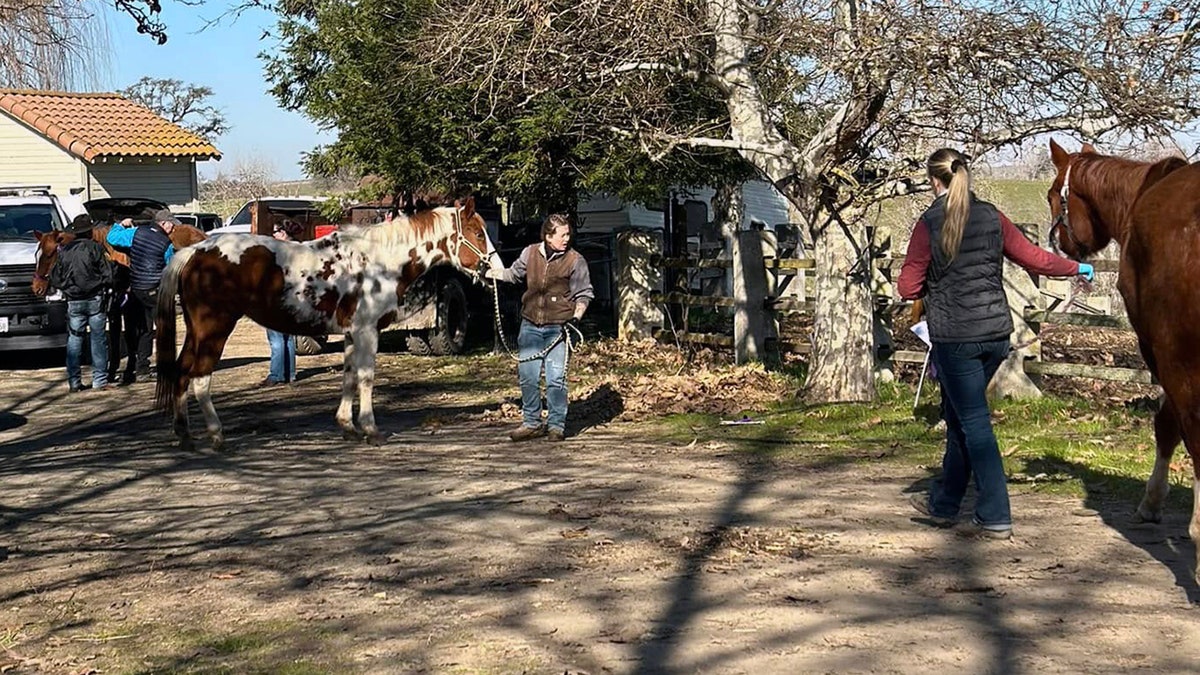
[1046,139,1199,587]
[32,223,207,379]
[155,198,495,450]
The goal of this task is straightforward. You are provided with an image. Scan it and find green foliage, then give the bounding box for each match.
[262,0,754,208]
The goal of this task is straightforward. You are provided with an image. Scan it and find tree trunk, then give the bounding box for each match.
[708,0,876,400]
[806,218,876,402]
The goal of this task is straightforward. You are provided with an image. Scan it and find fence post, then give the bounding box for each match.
[732,229,775,364]
[616,229,663,341]
[990,223,1044,399]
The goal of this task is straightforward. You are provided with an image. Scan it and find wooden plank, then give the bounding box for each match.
[1024,361,1155,384]
[766,297,815,313]
[651,329,811,354]
[892,349,931,365]
[653,328,733,348]
[650,292,734,308]
[654,256,816,270]
[1024,310,1132,330]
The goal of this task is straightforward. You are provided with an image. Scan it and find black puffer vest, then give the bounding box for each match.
[129,224,172,291]
[922,195,1013,343]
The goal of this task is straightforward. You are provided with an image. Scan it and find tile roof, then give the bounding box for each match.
[0,89,221,161]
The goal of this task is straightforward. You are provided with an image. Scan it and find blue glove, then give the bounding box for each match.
[1077,263,1095,282]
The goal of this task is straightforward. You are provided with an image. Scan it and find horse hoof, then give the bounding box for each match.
[365,431,388,446]
[342,429,362,441]
[179,435,195,452]
[1134,506,1162,524]
[211,435,226,453]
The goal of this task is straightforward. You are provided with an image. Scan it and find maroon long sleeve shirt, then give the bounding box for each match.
[897,213,1079,300]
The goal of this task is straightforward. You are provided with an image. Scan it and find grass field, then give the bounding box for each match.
[647,380,1187,511]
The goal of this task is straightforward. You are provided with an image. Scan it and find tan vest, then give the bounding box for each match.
[521,246,580,326]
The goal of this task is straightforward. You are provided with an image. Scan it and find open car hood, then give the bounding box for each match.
[84,197,168,225]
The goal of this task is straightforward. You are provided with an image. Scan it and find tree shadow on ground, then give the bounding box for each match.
[1023,456,1199,603]
[566,382,623,437]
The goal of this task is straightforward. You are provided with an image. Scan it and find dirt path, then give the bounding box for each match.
[1,320,1197,674]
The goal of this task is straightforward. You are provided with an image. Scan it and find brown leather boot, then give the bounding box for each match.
[509,425,545,441]
[546,428,566,442]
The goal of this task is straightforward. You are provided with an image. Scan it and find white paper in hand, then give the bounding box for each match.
[910,320,932,348]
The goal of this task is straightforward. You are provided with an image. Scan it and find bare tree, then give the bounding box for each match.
[415,0,1200,401]
[0,0,110,89]
[199,156,279,212]
[121,76,231,140]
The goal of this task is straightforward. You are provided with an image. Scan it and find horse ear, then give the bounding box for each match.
[461,196,476,219]
[32,230,44,241]
[1080,142,1097,154]
[1049,139,1070,169]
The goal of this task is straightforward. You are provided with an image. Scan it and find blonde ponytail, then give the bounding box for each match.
[926,149,972,260]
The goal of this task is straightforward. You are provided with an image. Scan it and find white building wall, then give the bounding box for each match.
[0,111,86,196]
[741,181,790,230]
[577,180,788,234]
[87,160,199,209]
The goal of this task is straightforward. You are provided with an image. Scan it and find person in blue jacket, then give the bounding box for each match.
[106,209,176,384]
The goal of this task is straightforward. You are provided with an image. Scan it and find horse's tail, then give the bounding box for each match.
[155,246,198,415]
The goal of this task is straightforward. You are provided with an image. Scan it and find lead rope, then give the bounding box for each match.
[489,277,584,368]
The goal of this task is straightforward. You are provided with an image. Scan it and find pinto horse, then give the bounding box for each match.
[154,198,495,450]
[32,223,207,379]
[1046,139,1200,587]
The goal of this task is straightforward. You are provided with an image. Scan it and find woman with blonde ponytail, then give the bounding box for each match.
[898,148,1093,540]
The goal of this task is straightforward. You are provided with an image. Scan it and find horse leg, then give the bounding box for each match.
[336,331,360,439]
[1135,400,1181,523]
[187,320,235,451]
[173,331,197,451]
[352,328,385,445]
[191,375,223,451]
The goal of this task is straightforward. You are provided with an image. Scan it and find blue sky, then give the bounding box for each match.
[100,3,333,180]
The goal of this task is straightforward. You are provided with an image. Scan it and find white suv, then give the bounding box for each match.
[0,185,85,351]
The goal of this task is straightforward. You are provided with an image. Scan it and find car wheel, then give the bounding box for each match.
[295,335,327,356]
[428,278,468,356]
[406,332,433,356]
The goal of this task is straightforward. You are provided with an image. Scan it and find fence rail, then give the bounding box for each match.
[617,226,1153,391]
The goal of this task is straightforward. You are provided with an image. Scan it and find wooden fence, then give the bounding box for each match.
[615,227,1152,388]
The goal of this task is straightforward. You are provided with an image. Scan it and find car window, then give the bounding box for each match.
[0,204,63,240]
[176,215,198,226]
[230,200,319,227]
[200,216,221,231]
[228,203,252,226]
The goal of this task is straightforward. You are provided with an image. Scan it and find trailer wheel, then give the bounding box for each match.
[405,332,433,355]
[295,335,327,356]
[428,277,468,355]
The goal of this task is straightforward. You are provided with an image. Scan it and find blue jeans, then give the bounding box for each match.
[67,296,108,389]
[267,329,296,383]
[929,340,1012,530]
[517,319,569,431]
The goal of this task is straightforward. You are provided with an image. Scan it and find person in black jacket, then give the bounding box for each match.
[50,215,114,392]
[106,209,177,383]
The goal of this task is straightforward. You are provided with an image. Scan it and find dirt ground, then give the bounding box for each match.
[1,320,1198,674]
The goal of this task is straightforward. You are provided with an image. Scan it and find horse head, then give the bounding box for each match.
[448,196,496,276]
[1047,139,1104,259]
[30,230,76,296]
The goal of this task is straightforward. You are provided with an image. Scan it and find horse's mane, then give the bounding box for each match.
[337,206,458,251]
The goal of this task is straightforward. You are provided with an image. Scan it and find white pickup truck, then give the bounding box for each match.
[0,185,85,351]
